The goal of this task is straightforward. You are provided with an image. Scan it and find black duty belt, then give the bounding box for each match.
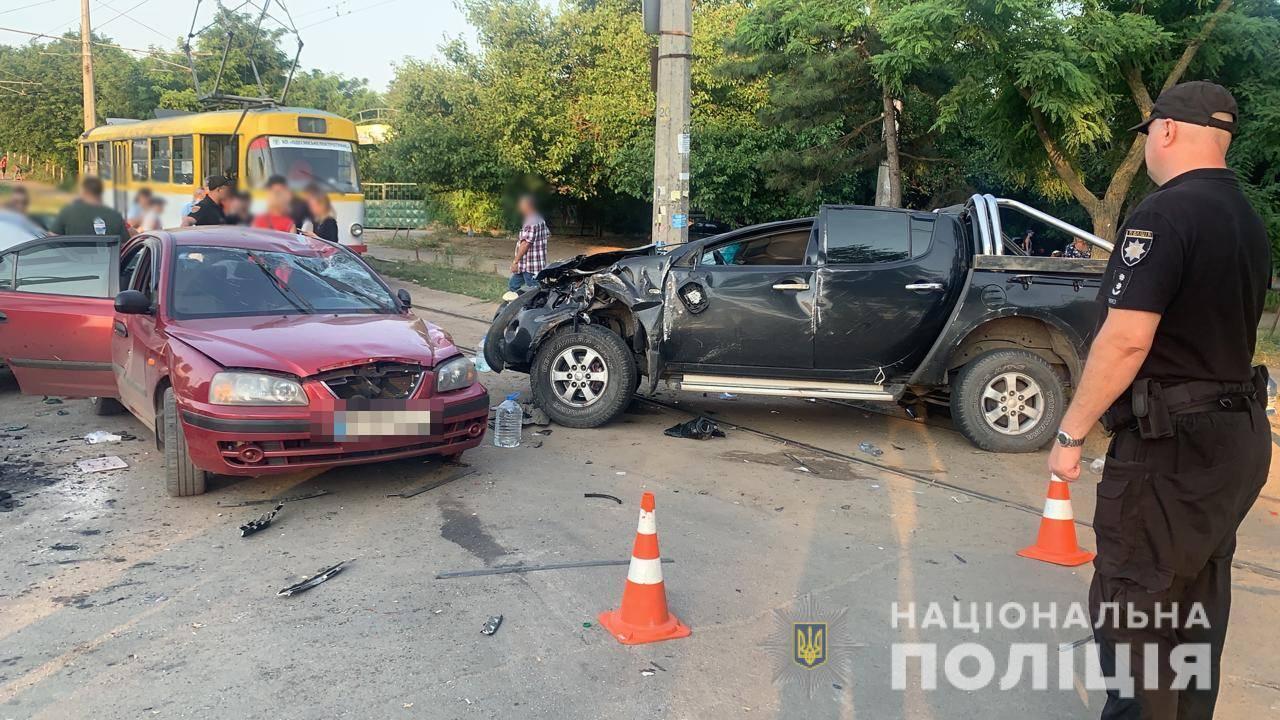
[1101,366,1268,439]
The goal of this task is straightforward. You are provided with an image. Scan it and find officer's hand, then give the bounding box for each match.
[1048,443,1082,482]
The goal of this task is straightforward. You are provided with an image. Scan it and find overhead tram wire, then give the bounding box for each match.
[298,0,401,30]
[0,0,60,17]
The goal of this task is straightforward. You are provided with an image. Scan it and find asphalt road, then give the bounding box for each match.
[1,279,1278,719]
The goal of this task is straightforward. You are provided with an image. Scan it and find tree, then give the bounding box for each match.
[876,0,1275,241]
[725,0,902,207]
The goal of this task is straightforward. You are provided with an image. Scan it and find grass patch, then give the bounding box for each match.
[367,257,508,303]
[1255,331,1280,369]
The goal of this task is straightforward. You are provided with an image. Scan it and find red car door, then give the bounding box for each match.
[0,235,120,398]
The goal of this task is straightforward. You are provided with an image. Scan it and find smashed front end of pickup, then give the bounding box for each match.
[481,245,670,392]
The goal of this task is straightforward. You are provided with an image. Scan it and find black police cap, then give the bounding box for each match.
[1130,80,1237,135]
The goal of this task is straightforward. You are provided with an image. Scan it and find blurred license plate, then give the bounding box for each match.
[331,410,433,439]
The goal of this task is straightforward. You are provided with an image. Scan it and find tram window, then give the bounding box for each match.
[172,135,194,185]
[82,144,96,177]
[150,137,171,182]
[131,139,148,181]
[97,142,111,180]
[202,135,238,183]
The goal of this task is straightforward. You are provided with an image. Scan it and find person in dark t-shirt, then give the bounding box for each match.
[49,176,128,241]
[183,175,233,226]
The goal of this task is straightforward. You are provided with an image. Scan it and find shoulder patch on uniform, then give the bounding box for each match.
[1120,228,1153,267]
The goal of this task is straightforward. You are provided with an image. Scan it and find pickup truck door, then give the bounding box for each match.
[662,226,817,370]
[0,236,120,397]
[814,206,959,381]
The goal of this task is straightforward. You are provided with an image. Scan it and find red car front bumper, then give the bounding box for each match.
[177,383,490,476]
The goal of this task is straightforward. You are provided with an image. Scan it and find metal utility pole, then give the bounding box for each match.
[647,0,691,248]
[80,0,96,131]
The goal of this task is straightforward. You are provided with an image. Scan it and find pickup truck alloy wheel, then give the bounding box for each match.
[951,349,1063,453]
[981,372,1042,435]
[531,325,637,428]
[551,346,610,408]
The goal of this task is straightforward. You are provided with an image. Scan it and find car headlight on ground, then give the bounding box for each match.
[209,372,308,406]
[435,356,477,393]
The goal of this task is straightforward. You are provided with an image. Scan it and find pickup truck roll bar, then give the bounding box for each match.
[965,194,1115,256]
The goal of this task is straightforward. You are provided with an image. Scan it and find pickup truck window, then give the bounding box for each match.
[699,230,808,266]
[825,208,910,264]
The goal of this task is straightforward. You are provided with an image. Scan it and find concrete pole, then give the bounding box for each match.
[650,0,691,248]
[80,0,96,132]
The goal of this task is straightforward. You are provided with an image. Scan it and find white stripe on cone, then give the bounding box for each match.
[626,556,664,585]
[1042,498,1075,521]
[637,509,656,535]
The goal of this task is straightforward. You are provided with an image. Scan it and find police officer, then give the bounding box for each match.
[1048,81,1271,718]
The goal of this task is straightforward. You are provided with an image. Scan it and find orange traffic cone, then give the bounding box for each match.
[1018,473,1095,567]
[598,492,691,645]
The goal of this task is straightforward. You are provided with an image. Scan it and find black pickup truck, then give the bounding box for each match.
[482,195,1112,452]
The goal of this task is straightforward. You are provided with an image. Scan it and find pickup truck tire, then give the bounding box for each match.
[531,325,637,428]
[161,388,208,497]
[90,396,125,416]
[951,349,1063,453]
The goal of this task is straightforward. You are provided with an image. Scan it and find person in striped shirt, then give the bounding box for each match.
[509,194,549,292]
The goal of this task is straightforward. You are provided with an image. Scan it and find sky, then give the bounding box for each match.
[0,0,475,91]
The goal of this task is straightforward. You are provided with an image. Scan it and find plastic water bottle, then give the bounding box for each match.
[493,393,522,448]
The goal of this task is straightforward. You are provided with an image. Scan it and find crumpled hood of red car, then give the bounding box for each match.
[166,313,458,377]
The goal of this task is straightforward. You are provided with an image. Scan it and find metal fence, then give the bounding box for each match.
[363,182,431,229]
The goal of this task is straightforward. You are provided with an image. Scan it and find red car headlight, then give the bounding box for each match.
[210,372,308,406]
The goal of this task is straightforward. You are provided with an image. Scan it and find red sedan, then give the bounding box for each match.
[0,227,488,496]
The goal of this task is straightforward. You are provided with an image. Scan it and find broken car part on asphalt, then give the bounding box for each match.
[239,503,284,537]
[664,416,725,441]
[278,559,352,597]
[584,492,624,504]
[436,558,674,580]
[480,615,503,636]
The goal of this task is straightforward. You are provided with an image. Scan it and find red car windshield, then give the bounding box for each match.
[170,245,396,319]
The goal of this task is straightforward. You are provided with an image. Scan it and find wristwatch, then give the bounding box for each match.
[1055,429,1086,448]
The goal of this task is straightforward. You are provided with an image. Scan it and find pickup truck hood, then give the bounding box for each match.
[167,314,456,377]
[537,244,658,285]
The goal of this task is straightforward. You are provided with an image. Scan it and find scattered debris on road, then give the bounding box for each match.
[217,490,330,508]
[436,558,674,580]
[76,456,128,473]
[84,431,122,444]
[239,503,284,537]
[480,615,503,636]
[42,396,62,405]
[664,416,725,441]
[49,543,80,551]
[584,492,623,504]
[640,668,656,677]
[5,425,28,432]
[388,468,476,499]
[532,428,552,436]
[784,453,816,474]
[857,442,884,457]
[278,559,352,597]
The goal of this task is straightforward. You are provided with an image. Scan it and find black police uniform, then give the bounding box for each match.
[1091,167,1271,718]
